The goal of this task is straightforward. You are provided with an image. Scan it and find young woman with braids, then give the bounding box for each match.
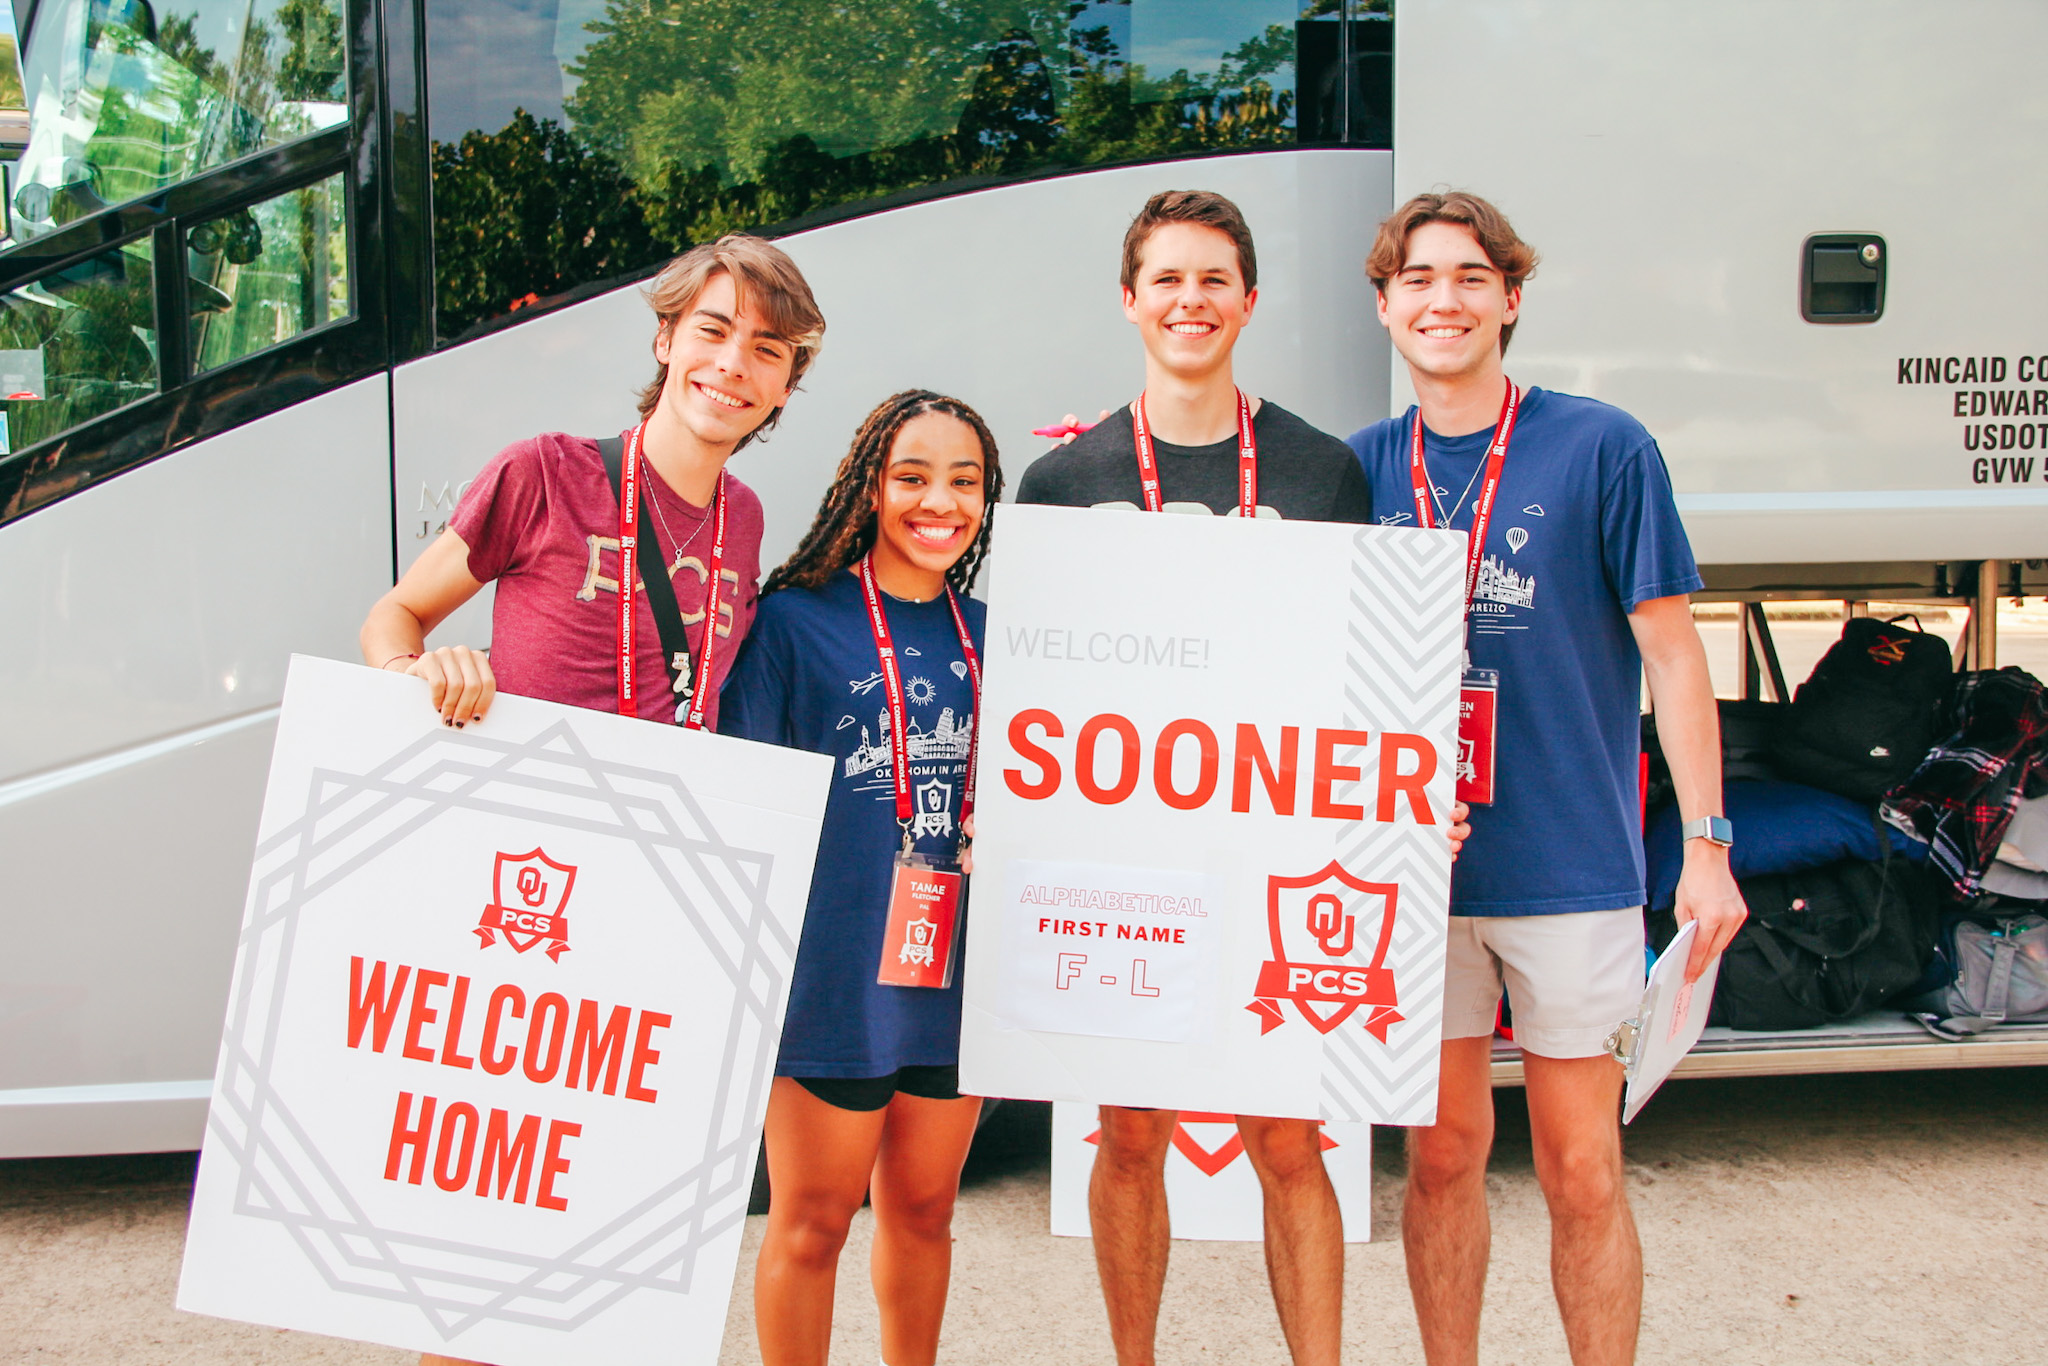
[720,389,1000,1366]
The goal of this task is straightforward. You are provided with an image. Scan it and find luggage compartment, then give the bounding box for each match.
[1498,557,2048,1082]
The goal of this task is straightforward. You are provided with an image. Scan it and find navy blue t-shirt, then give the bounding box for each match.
[1348,387,1702,916]
[719,569,985,1076]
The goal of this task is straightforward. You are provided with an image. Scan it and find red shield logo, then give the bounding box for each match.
[1247,860,1403,1042]
[476,848,578,961]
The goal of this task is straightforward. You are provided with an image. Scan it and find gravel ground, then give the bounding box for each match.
[6,1066,2046,1364]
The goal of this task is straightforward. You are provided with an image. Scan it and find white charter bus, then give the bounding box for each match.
[2,0,2043,1156]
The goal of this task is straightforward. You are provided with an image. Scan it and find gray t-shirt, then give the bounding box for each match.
[1015,400,1371,522]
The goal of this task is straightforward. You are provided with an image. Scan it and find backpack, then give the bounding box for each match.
[1770,614,1953,801]
[1652,831,1942,1030]
[1903,903,2048,1038]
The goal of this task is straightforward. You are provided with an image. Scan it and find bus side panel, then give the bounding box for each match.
[0,719,274,1157]
[0,376,392,1157]
[1393,0,2048,563]
[0,377,395,783]
[393,148,1396,625]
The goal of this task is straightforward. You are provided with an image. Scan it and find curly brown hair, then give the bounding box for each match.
[761,390,1004,599]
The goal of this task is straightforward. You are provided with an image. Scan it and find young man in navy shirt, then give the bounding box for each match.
[1347,193,1746,1366]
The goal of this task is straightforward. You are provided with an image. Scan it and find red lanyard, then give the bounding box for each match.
[1409,381,1520,608]
[615,421,726,729]
[857,555,983,836]
[1133,388,1258,517]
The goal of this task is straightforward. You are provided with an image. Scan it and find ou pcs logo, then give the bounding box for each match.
[1248,861,1405,1043]
[475,848,578,962]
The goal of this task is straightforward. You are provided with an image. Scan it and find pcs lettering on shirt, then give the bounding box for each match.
[449,432,764,730]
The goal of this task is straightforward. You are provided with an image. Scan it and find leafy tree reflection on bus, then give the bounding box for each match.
[430,0,1390,341]
[0,0,348,456]
[0,241,156,455]
[10,0,346,235]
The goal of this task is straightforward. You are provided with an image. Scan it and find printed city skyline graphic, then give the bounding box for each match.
[1474,554,1535,608]
[844,707,974,779]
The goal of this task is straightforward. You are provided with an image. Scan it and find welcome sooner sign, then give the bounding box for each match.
[961,505,1464,1124]
[178,656,830,1363]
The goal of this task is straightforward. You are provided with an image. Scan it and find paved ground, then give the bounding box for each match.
[6,1066,2046,1364]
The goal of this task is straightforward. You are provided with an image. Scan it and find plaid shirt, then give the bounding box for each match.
[1884,667,2048,898]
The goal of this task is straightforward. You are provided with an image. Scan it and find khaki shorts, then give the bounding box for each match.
[1440,907,1646,1059]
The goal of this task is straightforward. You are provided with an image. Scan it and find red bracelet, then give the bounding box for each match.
[381,652,422,670]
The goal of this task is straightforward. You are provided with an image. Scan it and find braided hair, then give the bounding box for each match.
[762,389,1004,598]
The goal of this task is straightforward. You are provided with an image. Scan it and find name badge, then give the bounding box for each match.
[876,852,963,989]
[1457,667,1500,806]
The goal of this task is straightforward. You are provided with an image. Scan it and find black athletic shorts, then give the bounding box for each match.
[791,1065,962,1112]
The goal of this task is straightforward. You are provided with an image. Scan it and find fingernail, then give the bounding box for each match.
[454,720,465,729]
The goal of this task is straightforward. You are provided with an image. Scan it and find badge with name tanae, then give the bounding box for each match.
[858,556,982,989]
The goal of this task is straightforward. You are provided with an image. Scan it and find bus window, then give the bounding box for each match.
[11,0,348,239]
[188,171,349,374]
[0,237,156,454]
[426,0,1393,342]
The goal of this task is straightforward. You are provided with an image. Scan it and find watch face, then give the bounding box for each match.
[1685,817,1733,846]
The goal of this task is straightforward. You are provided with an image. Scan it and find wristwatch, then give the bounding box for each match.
[1681,815,1734,848]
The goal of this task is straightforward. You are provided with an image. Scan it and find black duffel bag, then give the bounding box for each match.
[1650,835,1942,1030]
[1771,613,1953,801]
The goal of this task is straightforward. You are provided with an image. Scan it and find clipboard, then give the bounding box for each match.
[1605,919,1721,1124]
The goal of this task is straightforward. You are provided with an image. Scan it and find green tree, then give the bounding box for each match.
[432,110,656,337]
[0,36,26,107]
[564,0,1066,183]
[277,0,345,103]
[433,0,1308,337]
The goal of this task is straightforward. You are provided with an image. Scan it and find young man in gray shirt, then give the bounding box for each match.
[1019,189,1456,1366]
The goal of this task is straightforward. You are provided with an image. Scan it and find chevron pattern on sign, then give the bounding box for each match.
[1319,530,1464,1124]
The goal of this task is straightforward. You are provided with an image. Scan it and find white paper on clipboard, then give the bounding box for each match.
[1619,920,1721,1124]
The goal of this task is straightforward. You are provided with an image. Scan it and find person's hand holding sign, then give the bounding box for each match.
[361,527,498,728]
[1447,801,1471,862]
[399,645,497,728]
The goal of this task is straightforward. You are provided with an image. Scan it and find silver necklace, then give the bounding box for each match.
[1429,447,1487,529]
[646,478,711,571]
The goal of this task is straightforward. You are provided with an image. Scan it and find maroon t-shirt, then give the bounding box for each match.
[450,430,763,730]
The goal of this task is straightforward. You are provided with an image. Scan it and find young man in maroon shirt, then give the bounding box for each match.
[360,238,823,1366]
[360,235,825,741]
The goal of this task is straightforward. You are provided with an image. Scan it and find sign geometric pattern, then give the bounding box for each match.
[207,719,788,1342]
[1321,530,1465,1125]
